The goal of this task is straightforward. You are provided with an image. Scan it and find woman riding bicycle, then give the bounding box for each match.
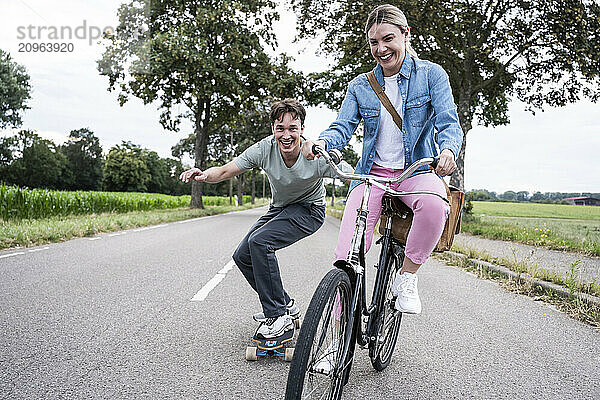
[302,4,464,314]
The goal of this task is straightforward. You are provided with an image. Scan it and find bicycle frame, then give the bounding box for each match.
[312,145,447,379]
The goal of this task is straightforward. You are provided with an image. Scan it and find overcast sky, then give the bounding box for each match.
[1,0,598,194]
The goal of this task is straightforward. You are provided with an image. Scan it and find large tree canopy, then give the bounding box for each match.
[0,49,31,129]
[103,141,151,192]
[60,128,104,191]
[98,0,302,207]
[291,0,600,190]
[0,130,67,189]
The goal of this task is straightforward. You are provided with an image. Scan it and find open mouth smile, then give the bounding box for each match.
[379,53,393,61]
[279,138,295,149]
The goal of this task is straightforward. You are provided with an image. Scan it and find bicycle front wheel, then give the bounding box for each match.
[369,245,403,371]
[285,268,352,400]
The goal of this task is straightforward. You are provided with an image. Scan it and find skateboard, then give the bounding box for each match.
[245,320,301,362]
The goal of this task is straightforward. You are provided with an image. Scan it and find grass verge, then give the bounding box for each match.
[436,251,600,328]
[462,215,600,257]
[0,200,268,250]
[447,244,600,298]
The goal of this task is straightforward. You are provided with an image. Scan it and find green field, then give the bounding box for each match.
[465,201,600,256]
[471,201,600,220]
[0,183,253,220]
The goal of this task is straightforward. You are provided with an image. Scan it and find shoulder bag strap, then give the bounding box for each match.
[366,71,403,132]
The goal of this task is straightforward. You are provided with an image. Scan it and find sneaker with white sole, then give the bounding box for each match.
[312,339,339,375]
[253,299,300,322]
[256,314,294,339]
[392,272,422,314]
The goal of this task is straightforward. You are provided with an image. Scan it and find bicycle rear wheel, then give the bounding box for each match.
[285,268,352,400]
[369,245,403,371]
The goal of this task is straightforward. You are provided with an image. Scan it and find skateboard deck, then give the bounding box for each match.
[245,325,298,362]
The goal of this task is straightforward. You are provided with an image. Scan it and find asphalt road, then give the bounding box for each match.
[1,207,599,399]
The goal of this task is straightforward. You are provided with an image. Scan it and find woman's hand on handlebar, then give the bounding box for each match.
[301,139,327,160]
[179,168,206,183]
[434,149,457,177]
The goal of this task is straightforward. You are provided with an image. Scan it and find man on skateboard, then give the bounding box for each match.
[180,98,351,340]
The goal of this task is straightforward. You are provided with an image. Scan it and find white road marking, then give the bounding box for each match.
[28,247,49,253]
[191,260,236,302]
[218,261,235,274]
[88,237,101,241]
[0,252,25,259]
[108,232,126,237]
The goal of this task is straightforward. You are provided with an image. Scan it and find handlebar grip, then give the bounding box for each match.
[312,144,321,156]
[329,149,342,165]
[430,158,439,170]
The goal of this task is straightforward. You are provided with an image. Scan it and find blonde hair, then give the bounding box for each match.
[364,4,418,58]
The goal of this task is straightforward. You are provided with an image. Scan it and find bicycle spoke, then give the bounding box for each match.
[286,269,353,400]
[302,372,333,399]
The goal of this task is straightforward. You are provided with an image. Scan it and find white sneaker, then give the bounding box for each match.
[392,272,422,314]
[256,314,294,339]
[312,339,339,375]
[253,299,300,322]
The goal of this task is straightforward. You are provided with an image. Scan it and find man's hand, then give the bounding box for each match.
[179,168,207,183]
[434,149,457,177]
[301,139,327,160]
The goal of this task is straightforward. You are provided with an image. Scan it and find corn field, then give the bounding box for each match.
[0,183,250,220]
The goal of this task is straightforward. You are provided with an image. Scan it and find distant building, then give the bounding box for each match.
[563,197,600,206]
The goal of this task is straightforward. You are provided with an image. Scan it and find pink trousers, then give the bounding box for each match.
[334,164,450,265]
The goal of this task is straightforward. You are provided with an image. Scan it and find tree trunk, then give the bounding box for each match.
[191,100,210,208]
[237,174,243,206]
[331,179,335,206]
[229,130,234,205]
[251,169,256,204]
[449,88,473,191]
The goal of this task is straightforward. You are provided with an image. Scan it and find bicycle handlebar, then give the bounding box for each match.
[312,144,439,186]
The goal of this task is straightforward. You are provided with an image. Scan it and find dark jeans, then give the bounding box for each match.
[232,203,325,318]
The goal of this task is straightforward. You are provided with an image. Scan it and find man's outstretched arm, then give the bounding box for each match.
[179,161,243,184]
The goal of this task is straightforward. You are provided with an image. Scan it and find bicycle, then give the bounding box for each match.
[285,145,446,399]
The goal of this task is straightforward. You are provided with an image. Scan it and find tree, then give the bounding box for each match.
[231,104,272,204]
[98,0,302,208]
[291,0,600,190]
[103,142,150,192]
[143,150,169,194]
[516,191,529,202]
[0,49,32,129]
[60,128,104,191]
[498,190,517,202]
[172,102,273,203]
[162,157,190,196]
[0,130,67,189]
[467,189,497,201]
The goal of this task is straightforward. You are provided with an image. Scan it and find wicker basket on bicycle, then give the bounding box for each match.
[379,180,465,252]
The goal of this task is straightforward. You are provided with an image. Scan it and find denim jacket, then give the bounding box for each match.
[319,54,464,192]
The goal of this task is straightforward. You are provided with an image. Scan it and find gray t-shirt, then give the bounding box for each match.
[234,136,349,207]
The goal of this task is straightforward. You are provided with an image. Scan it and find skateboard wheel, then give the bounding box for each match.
[246,346,257,361]
[284,347,294,362]
[294,319,301,329]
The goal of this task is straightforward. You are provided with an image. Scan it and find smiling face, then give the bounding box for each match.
[368,22,408,76]
[272,112,304,159]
